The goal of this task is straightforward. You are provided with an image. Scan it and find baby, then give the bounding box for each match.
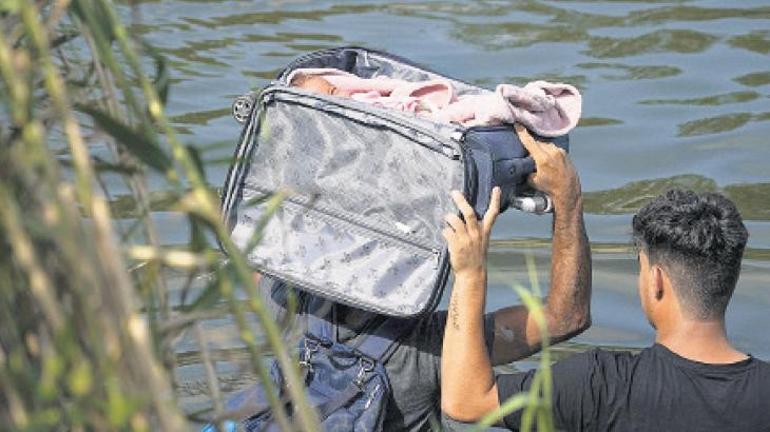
[290,74,350,98]
[290,71,446,115]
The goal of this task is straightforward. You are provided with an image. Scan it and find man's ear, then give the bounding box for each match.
[651,265,665,301]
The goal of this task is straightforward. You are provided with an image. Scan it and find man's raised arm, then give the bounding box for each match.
[441,126,591,422]
[490,126,591,365]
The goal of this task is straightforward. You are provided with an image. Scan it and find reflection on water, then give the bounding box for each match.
[583,174,718,215]
[735,71,770,87]
[577,62,681,81]
[678,112,756,137]
[582,174,770,222]
[126,0,770,416]
[728,30,770,54]
[639,90,760,106]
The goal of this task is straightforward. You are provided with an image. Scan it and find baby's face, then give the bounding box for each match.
[294,76,349,97]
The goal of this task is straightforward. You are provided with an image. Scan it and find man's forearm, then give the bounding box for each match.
[491,192,591,364]
[546,195,591,340]
[441,271,499,421]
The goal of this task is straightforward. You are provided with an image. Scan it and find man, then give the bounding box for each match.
[253,126,592,431]
[441,128,770,431]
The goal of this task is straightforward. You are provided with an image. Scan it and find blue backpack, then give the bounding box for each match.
[203,296,410,431]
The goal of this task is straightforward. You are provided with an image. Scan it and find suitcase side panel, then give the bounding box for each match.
[229,95,463,316]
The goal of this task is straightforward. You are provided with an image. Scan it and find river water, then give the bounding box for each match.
[126,0,770,419]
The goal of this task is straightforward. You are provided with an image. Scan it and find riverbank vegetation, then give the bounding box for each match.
[0,1,554,430]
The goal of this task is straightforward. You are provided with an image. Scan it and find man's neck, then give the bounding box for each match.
[656,319,748,364]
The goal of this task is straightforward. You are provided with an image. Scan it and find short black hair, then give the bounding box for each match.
[632,189,748,319]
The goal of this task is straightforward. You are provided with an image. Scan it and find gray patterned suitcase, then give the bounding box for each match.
[221,47,568,317]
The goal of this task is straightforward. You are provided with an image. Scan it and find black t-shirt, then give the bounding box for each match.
[497,344,770,431]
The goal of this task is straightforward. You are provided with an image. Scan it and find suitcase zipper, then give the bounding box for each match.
[244,183,436,255]
[261,87,459,158]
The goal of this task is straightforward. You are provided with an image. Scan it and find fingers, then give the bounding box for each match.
[516,124,570,193]
[516,126,545,189]
[446,188,501,240]
[443,190,494,275]
[441,227,454,242]
[482,187,501,232]
[515,124,546,160]
[450,190,479,235]
[516,123,565,161]
[444,213,465,233]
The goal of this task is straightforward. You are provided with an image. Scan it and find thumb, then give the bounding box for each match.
[527,171,541,189]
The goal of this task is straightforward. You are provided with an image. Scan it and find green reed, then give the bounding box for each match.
[0,2,557,431]
[0,0,316,430]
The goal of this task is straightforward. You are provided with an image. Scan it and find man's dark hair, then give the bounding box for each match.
[632,189,748,319]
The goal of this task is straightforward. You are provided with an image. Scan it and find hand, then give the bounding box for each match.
[515,124,581,211]
[442,187,502,280]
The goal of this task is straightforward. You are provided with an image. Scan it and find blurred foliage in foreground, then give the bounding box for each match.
[0,0,317,429]
[0,1,556,431]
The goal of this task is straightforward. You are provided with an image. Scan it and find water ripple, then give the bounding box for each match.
[678,112,755,137]
[728,30,770,55]
[583,174,770,221]
[577,62,681,80]
[734,71,770,87]
[588,29,717,58]
[639,91,760,106]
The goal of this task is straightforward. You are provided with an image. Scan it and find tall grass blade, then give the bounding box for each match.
[78,105,173,173]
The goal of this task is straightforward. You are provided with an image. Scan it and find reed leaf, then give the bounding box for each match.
[0,0,317,428]
[77,104,173,173]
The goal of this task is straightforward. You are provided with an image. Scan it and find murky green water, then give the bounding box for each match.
[123,0,770,416]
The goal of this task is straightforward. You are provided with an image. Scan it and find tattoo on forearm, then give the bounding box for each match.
[450,296,461,330]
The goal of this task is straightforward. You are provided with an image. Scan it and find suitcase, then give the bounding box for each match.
[221,47,568,317]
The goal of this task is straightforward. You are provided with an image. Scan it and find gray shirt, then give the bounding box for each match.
[259,275,495,431]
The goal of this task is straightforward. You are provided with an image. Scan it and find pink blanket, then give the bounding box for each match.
[286,68,582,137]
